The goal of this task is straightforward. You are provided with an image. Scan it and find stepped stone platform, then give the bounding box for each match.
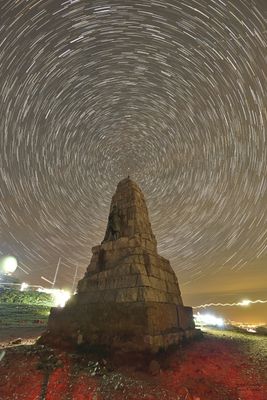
[41,178,198,352]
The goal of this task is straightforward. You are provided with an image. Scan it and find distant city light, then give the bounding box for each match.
[247,328,256,333]
[194,312,225,327]
[20,282,29,291]
[0,256,18,274]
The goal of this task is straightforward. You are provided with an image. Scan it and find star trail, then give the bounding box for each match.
[0,0,266,313]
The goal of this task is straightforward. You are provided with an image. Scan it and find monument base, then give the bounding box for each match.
[40,301,199,353]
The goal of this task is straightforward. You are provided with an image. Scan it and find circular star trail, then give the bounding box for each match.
[0,0,266,291]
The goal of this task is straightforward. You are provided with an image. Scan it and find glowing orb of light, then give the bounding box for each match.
[52,289,71,308]
[239,299,251,307]
[0,256,18,274]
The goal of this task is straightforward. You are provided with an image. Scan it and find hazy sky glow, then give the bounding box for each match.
[0,0,266,323]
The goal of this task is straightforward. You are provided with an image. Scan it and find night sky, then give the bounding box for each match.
[0,0,266,323]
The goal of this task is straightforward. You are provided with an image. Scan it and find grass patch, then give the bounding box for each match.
[0,289,52,327]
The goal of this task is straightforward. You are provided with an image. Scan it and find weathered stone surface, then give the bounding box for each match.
[43,177,198,352]
[177,305,196,330]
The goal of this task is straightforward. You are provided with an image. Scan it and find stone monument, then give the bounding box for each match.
[42,178,197,352]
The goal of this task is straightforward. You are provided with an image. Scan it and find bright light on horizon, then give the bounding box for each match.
[194,312,225,327]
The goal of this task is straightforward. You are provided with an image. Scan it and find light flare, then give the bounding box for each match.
[37,287,71,307]
[193,299,267,309]
[194,312,225,327]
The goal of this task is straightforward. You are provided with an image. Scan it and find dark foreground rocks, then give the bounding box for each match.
[0,329,267,400]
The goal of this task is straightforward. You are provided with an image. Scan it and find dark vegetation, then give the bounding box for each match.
[0,289,53,328]
[0,288,53,306]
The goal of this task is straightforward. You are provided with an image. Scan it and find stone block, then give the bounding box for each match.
[137,287,166,302]
[158,268,167,281]
[136,274,150,286]
[86,277,98,289]
[98,270,108,280]
[105,277,115,289]
[127,254,141,264]
[97,276,106,290]
[113,264,132,276]
[114,274,138,289]
[145,240,156,252]
[145,303,179,335]
[149,265,161,278]
[102,290,117,302]
[114,237,129,249]
[166,281,180,294]
[130,263,147,275]
[84,291,103,303]
[136,248,145,255]
[116,288,139,302]
[165,293,176,303]
[164,271,174,282]
[149,276,167,291]
[149,254,158,266]
[129,237,141,247]
[177,305,195,330]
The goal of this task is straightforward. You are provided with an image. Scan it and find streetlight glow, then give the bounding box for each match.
[20,282,29,291]
[0,256,18,274]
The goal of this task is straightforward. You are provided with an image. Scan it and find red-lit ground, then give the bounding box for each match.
[0,329,266,400]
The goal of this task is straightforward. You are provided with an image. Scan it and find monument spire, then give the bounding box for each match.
[103,177,156,242]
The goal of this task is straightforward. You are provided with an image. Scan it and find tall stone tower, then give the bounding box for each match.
[44,178,197,352]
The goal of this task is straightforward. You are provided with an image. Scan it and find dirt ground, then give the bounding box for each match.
[0,326,45,344]
[0,328,266,400]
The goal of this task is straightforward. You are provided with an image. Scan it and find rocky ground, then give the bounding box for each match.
[0,327,266,400]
